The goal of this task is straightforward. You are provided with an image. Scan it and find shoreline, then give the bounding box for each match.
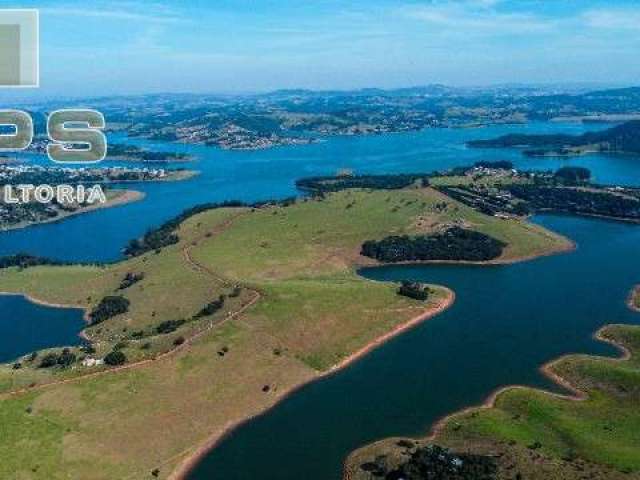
[424,325,633,442]
[0,292,93,353]
[155,170,200,182]
[0,291,89,321]
[89,170,200,184]
[535,209,640,226]
[628,286,640,312]
[0,189,145,233]
[106,155,194,164]
[169,288,456,480]
[2,211,569,479]
[343,322,636,479]
[0,209,603,480]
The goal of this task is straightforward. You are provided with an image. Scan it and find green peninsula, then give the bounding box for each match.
[0,179,569,480]
[468,120,640,157]
[346,324,640,480]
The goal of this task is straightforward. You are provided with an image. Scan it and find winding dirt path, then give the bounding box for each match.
[2,211,260,398]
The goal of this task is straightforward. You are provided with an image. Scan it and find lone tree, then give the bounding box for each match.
[397,281,430,301]
[104,350,127,366]
[57,348,76,367]
[38,353,59,369]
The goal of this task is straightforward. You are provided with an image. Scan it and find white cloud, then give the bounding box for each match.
[581,8,640,30]
[398,0,554,34]
[41,1,186,25]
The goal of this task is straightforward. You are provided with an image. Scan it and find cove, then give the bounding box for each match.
[0,295,86,363]
[187,214,640,480]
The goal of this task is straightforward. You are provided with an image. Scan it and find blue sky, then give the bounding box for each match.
[6,0,640,96]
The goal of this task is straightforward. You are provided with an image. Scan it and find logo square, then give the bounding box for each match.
[0,10,38,87]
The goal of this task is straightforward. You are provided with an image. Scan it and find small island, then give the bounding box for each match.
[106,144,194,163]
[26,139,194,163]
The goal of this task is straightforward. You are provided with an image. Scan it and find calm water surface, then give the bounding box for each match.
[188,214,640,480]
[1,121,637,263]
[0,122,639,476]
[0,295,85,363]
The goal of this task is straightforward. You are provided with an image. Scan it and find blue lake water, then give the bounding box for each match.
[187,214,640,480]
[0,295,85,363]
[1,121,637,263]
[0,121,639,477]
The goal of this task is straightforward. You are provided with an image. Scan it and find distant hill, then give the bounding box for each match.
[468,120,640,156]
[579,86,640,99]
[25,84,640,151]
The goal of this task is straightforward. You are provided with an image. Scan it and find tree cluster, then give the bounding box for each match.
[554,166,591,184]
[123,199,296,257]
[123,200,247,256]
[155,319,187,334]
[104,350,127,366]
[469,120,640,154]
[195,295,226,318]
[296,174,430,194]
[0,253,69,270]
[361,445,497,480]
[397,281,430,301]
[361,227,506,263]
[118,272,145,290]
[89,296,130,325]
[506,185,640,220]
[38,348,76,369]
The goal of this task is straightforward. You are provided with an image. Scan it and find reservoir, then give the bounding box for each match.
[187,214,640,480]
[1,121,637,263]
[0,122,638,477]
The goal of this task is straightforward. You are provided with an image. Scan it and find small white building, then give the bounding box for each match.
[81,357,104,367]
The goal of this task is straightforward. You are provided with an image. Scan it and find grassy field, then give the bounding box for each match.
[346,323,640,480]
[0,186,571,479]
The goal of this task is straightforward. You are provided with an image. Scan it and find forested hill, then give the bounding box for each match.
[468,120,640,154]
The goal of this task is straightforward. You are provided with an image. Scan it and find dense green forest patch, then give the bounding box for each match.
[361,227,507,263]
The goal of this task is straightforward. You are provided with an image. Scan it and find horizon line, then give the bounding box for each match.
[1,81,637,105]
